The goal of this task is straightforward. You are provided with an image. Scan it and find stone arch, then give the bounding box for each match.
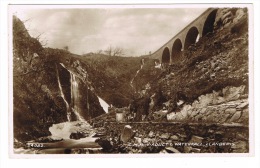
[161,47,170,64]
[184,26,199,50]
[202,9,218,36]
[171,39,183,63]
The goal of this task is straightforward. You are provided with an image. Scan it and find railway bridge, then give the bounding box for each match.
[150,8,219,65]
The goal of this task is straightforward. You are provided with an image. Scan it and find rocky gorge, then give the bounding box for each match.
[12,7,250,154]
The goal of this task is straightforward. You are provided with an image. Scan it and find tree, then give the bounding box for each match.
[105,45,124,56]
[96,49,103,54]
[63,46,69,51]
[104,45,113,56]
[113,47,124,56]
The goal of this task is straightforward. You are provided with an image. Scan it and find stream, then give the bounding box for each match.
[14,63,110,154]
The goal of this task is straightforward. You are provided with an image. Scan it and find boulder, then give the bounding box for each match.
[175,113,185,121]
[148,131,155,138]
[170,135,179,141]
[134,137,142,144]
[191,148,201,153]
[69,132,86,140]
[167,112,177,121]
[142,138,151,144]
[229,111,242,122]
[180,105,191,117]
[189,135,204,143]
[120,125,135,143]
[165,147,181,153]
[160,133,170,140]
[184,146,193,153]
[95,138,113,152]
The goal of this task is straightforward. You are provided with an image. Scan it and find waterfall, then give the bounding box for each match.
[130,58,145,89]
[70,72,85,122]
[98,96,109,113]
[56,64,71,122]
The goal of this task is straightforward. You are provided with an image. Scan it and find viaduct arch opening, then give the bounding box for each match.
[171,39,182,63]
[184,27,199,50]
[202,9,218,36]
[161,47,170,65]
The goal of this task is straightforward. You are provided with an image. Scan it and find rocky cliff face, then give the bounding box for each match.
[166,85,248,124]
[13,16,66,141]
[129,8,249,125]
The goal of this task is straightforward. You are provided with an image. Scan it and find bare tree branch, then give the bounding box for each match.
[113,47,124,56]
[105,45,124,56]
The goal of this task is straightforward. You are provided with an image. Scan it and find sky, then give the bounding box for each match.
[12,6,206,56]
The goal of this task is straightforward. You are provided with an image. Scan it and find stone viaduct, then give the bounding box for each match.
[150,8,219,65]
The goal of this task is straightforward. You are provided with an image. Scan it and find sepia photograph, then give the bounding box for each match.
[9,4,252,155]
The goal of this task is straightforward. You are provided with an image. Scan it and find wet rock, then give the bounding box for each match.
[36,136,63,143]
[69,132,86,140]
[120,125,135,143]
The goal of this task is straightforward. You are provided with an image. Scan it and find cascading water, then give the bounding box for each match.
[56,64,71,121]
[130,58,145,89]
[70,72,85,122]
[98,96,109,113]
[49,64,90,140]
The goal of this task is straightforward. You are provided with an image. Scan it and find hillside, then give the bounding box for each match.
[127,8,248,123]
[12,16,160,141]
[12,8,249,154]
